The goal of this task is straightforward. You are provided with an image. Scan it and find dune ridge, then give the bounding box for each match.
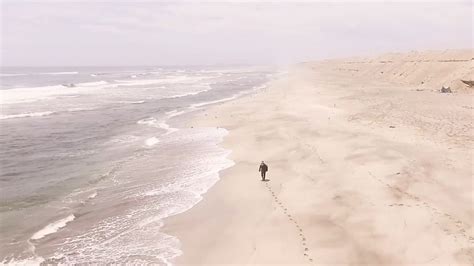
[307,49,473,92]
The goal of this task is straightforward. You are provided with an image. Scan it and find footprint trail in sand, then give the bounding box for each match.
[264,182,315,264]
[368,171,474,264]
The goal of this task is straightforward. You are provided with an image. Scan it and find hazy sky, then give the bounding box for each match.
[1,0,472,66]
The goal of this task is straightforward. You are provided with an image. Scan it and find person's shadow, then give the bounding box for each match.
[261,179,270,182]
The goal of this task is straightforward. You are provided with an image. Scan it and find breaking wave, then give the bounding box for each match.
[0,73,28,77]
[116,100,146,104]
[39,72,79,75]
[30,214,76,241]
[137,117,178,135]
[0,111,55,120]
[168,86,212,99]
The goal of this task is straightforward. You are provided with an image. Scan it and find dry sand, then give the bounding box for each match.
[165,50,473,265]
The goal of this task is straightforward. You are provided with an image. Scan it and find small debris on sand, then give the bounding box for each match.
[460,80,474,87]
[440,86,452,93]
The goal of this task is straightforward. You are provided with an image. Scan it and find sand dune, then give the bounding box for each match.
[164,50,473,265]
[309,49,473,92]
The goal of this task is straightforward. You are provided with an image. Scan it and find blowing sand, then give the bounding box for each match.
[165,50,473,265]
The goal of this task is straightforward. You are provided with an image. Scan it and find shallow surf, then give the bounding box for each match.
[0,65,274,264]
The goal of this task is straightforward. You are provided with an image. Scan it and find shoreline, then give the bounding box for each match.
[164,50,473,265]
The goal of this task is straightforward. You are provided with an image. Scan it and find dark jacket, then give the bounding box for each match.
[259,163,268,172]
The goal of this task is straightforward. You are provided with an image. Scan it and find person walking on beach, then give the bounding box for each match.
[259,161,268,181]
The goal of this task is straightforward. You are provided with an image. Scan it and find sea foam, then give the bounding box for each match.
[116,100,146,104]
[145,137,160,146]
[137,117,178,135]
[0,73,28,77]
[30,214,76,241]
[0,111,55,120]
[0,81,111,105]
[39,71,79,75]
[168,85,211,99]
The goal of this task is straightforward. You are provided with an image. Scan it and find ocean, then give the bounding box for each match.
[0,66,273,264]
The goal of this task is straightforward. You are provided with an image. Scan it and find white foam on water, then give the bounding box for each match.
[137,117,160,127]
[140,128,234,200]
[0,111,55,120]
[30,214,76,241]
[0,106,99,120]
[167,84,212,99]
[165,109,187,118]
[39,71,79,75]
[75,81,108,87]
[1,256,45,265]
[115,75,214,86]
[0,73,28,77]
[118,100,146,104]
[137,117,178,135]
[47,127,234,264]
[90,72,108,77]
[145,137,160,146]
[191,84,264,108]
[191,94,240,108]
[0,81,112,105]
[107,135,140,145]
[157,121,178,135]
[141,163,230,198]
[88,191,98,199]
[115,79,166,85]
[168,89,207,99]
[66,107,96,112]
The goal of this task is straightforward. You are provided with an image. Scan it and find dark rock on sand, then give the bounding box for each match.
[461,80,474,87]
[440,86,452,93]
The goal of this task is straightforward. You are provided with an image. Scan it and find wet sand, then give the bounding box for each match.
[165,50,473,265]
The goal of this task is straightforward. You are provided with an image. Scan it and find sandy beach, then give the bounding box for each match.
[165,50,473,265]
